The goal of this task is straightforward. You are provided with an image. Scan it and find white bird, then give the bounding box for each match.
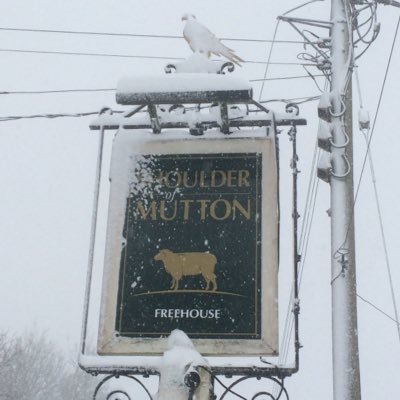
[182,14,244,66]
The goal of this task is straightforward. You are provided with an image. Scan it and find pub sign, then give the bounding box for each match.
[98,131,278,356]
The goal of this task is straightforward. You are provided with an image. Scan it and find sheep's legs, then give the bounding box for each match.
[211,276,217,292]
[170,278,179,290]
[204,275,217,291]
[171,278,179,291]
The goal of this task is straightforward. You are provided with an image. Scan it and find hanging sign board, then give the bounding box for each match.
[98,131,278,356]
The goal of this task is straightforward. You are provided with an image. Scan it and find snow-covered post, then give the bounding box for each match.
[157,330,211,400]
[329,0,361,399]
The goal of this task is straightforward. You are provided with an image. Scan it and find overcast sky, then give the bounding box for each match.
[0,0,399,399]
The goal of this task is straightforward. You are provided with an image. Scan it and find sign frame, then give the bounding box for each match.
[97,131,278,356]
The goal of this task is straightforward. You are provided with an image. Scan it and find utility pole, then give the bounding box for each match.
[329,0,361,399]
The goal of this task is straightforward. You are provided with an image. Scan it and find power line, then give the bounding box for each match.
[0,48,184,61]
[0,88,116,95]
[258,19,281,101]
[335,16,400,274]
[0,76,325,96]
[259,95,320,104]
[0,26,305,44]
[0,94,319,121]
[0,111,121,122]
[0,48,313,65]
[351,17,400,341]
[252,74,327,82]
[361,128,400,343]
[357,294,400,326]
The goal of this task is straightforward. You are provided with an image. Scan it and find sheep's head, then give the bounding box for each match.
[154,249,171,261]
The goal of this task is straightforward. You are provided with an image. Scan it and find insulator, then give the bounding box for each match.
[317,151,332,183]
[358,108,370,130]
[318,121,333,152]
[318,91,332,122]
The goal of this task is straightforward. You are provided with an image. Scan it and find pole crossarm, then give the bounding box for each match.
[278,16,332,63]
[278,16,333,29]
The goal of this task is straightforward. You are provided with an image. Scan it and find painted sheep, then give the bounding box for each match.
[154,249,217,291]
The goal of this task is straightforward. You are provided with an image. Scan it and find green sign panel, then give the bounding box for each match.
[116,153,262,339]
[98,134,278,356]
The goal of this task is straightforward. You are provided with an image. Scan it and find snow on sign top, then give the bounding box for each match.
[116,73,253,105]
[118,73,251,93]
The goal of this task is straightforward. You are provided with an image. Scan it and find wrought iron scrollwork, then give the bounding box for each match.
[106,390,130,400]
[165,61,234,75]
[92,374,154,400]
[216,376,289,400]
[219,61,235,74]
[164,64,177,74]
[285,102,299,116]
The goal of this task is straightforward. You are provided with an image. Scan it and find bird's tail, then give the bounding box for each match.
[230,52,245,66]
[219,44,245,66]
[223,51,244,66]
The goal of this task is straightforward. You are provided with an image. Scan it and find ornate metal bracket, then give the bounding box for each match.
[164,63,176,74]
[218,62,235,74]
[92,373,154,400]
[164,61,235,75]
[214,375,289,400]
[90,371,290,400]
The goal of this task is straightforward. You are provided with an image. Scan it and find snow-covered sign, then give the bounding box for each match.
[98,129,278,356]
[116,73,253,105]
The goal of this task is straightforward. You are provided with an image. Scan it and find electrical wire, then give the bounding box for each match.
[0,76,325,97]
[353,2,377,45]
[282,0,325,16]
[0,89,321,122]
[0,48,185,61]
[0,95,318,120]
[352,1,380,59]
[259,95,320,104]
[0,94,319,121]
[357,294,400,326]
[361,127,400,342]
[355,57,400,341]
[341,15,399,248]
[0,26,305,44]
[258,20,281,101]
[251,73,327,82]
[0,47,310,66]
[332,15,400,334]
[256,0,323,101]
[0,110,122,122]
[0,88,116,95]
[302,66,327,92]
